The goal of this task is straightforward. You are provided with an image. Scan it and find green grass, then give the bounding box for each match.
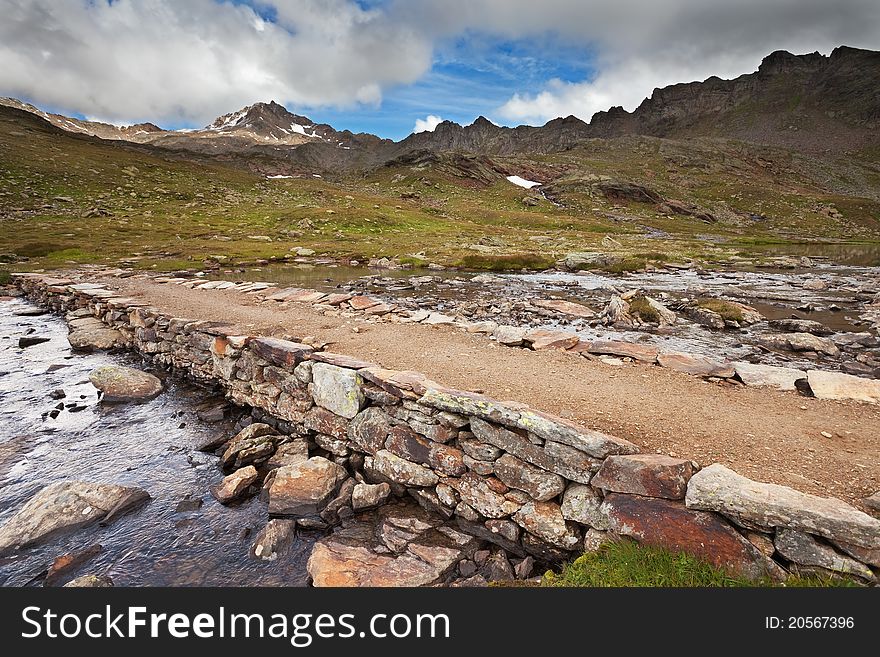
[628,296,661,323]
[541,541,858,588]
[0,270,11,285]
[457,253,556,271]
[696,298,744,322]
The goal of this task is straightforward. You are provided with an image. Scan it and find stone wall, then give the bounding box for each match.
[13,273,880,583]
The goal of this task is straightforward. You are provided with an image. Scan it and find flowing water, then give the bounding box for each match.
[0,298,315,587]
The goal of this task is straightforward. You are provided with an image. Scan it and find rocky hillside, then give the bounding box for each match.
[589,46,880,153]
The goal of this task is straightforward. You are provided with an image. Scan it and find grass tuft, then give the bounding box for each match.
[540,541,857,587]
[458,254,555,271]
[696,298,744,322]
[628,296,661,323]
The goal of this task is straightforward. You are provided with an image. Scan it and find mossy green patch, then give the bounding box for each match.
[541,541,858,588]
[696,298,744,322]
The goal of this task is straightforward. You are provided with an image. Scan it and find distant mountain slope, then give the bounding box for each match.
[3,46,878,169]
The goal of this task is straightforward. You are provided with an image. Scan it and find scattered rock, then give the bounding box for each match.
[252,519,297,561]
[88,365,162,402]
[0,481,150,554]
[768,319,833,336]
[210,466,258,504]
[63,574,113,588]
[45,544,104,586]
[221,424,278,469]
[18,336,51,348]
[493,325,528,346]
[533,299,596,319]
[758,333,840,357]
[588,340,658,363]
[525,329,580,351]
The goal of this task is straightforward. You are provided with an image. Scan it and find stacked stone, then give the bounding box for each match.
[12,273,880,584]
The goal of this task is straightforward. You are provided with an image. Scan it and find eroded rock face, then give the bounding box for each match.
[686,464,880,549]
[347,407,393,454]
[0,481,150,554]
[307,503,478,587]
[602,492,781,580]
[758,333,840,357]
[88,365,162,402]
[591,454,695,500]
[268,457,347,517]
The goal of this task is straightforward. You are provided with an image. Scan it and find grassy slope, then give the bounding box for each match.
[1,108,878,273]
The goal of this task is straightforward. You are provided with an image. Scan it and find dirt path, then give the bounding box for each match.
[102,275,880,507]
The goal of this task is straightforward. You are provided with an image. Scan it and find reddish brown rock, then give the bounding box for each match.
[588,340,659,363]
[45,544,104,586]
[309,352,376,369]
[524,329,581,351]
[304,406,349,439]
[385,425,466,476]
[349,296,382,310]
[657,352,736,378]
[533,299,596,319]
[250,338,313,368]
[287,290,328,303]
[210,466,259,504]
[360,368,440,399]
[602,493,781,580]
[347,407,393,454]
[268,457,347,516]
[592,454,695,500]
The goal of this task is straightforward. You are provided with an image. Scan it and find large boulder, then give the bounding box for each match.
[89,365,162,402]
[806,370,880,404]
[602,492,781,580]
[268,457,347,517]
[686,464,880,549]
[0,481,149,554]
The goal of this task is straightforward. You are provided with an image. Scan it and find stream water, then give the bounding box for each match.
[0,298,315,587]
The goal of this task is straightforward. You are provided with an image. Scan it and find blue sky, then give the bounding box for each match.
[313,36,598,139]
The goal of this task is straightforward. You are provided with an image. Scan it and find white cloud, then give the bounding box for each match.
[0,0,878,128]
[413,114,443,133]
